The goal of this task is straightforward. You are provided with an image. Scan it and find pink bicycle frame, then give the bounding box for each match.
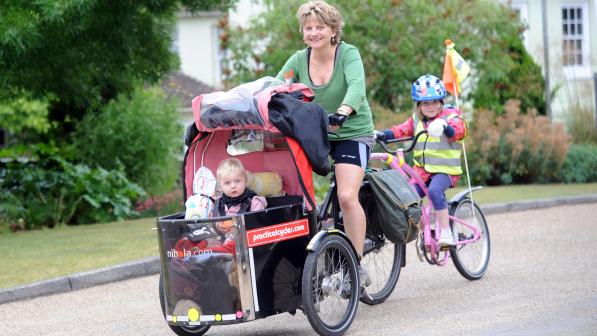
[370,150,481,266]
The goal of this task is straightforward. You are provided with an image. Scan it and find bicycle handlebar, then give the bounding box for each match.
[376,130,427,154]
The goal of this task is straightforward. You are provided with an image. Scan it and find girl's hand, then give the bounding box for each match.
[428,119,447,137]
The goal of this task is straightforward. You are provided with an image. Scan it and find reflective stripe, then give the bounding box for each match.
[414,149,462,159]
[414,141,462,151]
[414,157,462,166]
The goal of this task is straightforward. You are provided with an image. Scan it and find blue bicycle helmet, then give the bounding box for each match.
[411,74,446,102]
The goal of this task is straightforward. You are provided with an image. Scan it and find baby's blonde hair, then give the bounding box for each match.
[216,158,248,184]
[296,1,345,45]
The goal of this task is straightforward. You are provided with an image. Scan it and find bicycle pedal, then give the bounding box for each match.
[359,287,371,300]
[363,238,378,254]
[439,244,454,252]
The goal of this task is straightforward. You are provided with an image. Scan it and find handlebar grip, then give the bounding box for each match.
[376,130,427,153]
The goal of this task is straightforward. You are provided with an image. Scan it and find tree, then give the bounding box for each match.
[0,0,238,141]
[222,0,545,114]
[472,31,546,115]
[0,0,240,228]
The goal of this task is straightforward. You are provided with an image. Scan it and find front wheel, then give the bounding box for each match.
[302,234,360,336]
[359,237,403,305]
[449,199,490,280]
[159,273,211,336]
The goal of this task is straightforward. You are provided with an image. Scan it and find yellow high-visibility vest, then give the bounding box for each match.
[413,112,463,175]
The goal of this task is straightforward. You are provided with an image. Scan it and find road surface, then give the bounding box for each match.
[1,203,596,336]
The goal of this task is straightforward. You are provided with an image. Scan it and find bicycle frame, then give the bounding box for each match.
[370,145,481,266]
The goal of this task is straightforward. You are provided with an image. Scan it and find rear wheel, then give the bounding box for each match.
[359,237,403,305]
[302,234,359,336]
[159,273,211,336]
[449,199,490,280]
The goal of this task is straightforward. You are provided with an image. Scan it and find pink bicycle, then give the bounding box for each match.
[373,130,490,280]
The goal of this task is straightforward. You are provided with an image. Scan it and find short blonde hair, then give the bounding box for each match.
[216,158,248,183]
[296,1,345,45]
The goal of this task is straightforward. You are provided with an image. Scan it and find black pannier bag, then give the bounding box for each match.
[365,169,422,244]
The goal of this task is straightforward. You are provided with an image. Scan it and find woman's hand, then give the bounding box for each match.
[328,105,352,131]
[328,113,348,131]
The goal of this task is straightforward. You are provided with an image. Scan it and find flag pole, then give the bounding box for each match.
[447,42,477,226]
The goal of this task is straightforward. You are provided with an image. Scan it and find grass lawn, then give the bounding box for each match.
[0,217,158,289]
[447,182,597,204]
[1,183,596,289]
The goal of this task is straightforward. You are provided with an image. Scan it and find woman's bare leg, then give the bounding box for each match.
[334,163,366,257]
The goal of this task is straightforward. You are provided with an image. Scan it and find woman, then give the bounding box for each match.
[276,0,374,287]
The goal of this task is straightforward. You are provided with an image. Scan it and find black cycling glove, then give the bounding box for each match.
[374,130,386,141]
[328,113,348,126]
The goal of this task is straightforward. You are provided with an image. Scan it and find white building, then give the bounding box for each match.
[174,0,263,90]
[504,0,596,122]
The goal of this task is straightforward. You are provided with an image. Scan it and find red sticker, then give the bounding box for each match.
[246,219,309,248]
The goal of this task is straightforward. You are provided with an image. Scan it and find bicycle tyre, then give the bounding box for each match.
[359,240,403,305]
[159,273,211,336]
[449,199,490,280]
[302,234,360,336]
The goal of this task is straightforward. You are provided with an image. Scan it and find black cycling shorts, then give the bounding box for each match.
[330,140,371,170]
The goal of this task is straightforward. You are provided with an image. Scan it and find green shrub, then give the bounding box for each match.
[313,173,331,205]
[466,100,570,185]
[135,188,184,217]
[472,33,545,115]
[72,86,182,195]
[0,153,145,230]
[566,105,597,144]
[370,100,411,130]
[561,144,597,183]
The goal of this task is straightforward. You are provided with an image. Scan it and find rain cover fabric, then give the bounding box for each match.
[192,77,314,133]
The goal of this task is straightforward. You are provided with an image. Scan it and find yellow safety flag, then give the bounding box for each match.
[442,39,470,97]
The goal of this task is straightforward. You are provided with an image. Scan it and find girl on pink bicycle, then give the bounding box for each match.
[377,74,467,248]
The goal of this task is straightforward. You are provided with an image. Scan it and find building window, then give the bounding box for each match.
[562,4,588,67]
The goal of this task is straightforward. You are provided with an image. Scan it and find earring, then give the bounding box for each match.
[331,36,337,44]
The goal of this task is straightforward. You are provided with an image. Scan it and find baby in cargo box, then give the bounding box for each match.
[209,158,268,254]
[213,158,268,217]
[180,158,269,255]
[174,158,267,313]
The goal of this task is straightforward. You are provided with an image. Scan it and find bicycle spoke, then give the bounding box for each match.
[311,244,354,326]
[451,200,490,280]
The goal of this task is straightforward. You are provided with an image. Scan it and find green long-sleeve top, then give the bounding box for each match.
[276,42,374,141]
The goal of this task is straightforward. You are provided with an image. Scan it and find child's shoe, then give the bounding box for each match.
[438,228,455,247]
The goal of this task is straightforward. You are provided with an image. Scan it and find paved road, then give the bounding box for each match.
[2,203,597,336]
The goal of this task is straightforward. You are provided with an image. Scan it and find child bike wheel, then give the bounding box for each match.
[449,199,491,280]
[159,273,211,336]
[359,239,403,305]
[302,234,360,336]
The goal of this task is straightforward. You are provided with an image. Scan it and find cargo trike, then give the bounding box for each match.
[156,77,403,336]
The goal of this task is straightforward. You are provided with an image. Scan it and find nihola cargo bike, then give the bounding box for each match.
[155,77,401,336]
